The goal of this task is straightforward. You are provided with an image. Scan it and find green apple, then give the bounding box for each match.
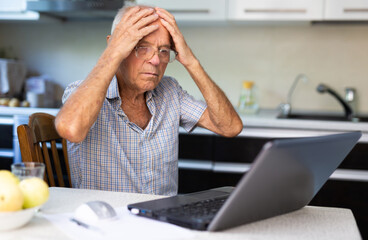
[0,171,24,211]
[19,177,49,209]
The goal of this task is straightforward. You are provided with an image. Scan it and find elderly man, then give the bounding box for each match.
[55,5,243,196]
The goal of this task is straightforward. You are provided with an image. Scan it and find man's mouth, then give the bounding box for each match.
[142,72,159,77]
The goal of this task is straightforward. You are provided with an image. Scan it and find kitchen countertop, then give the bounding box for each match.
[1,106,367,142]
[241,109,368,132]
[182,109,368,142]
[0,106,59,116]
[0,107,59,125]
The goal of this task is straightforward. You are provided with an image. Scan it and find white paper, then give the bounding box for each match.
[42,207,196,240]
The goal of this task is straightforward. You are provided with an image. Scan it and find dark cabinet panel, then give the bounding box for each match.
[0,125,13,170]
[0,125,12,148]
[0,156,12,170]
[179,134,213,160]
[178,169,213,194]
[178,170,244,194]
[339,143,368,170]
[213,136,272,163]
[210,172,243,188]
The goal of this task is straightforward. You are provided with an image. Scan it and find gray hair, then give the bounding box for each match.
[111,2,154,35]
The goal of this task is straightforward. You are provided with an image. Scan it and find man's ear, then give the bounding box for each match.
[106,35,111,44]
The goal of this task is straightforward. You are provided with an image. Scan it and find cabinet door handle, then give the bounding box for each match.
[168,9,210,14]
[178,159,213,171]
[0,149,14,158]
[330,169,368,182]
[0,117,14,125]
[244,9,307,14]
[344,8,368,13]
[213,162,252,173]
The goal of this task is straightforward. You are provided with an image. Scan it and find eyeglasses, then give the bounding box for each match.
[134,46,177,63]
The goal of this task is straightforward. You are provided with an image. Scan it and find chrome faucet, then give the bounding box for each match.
[279,74,309,116]
[345,87,357,114]
[316,84,354,120]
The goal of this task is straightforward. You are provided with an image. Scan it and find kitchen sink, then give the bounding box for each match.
[277,113,368,122]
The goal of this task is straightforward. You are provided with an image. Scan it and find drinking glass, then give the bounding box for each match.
[11,162,45,180]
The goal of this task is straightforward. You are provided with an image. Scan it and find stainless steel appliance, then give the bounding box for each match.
[26,0,125,21]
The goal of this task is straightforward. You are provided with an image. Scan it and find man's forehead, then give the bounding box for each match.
[138,40,171,48]
[140,21,171,46]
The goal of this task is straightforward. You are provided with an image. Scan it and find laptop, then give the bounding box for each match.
[127,131,361,231]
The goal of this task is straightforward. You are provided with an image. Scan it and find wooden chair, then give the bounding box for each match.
[17,112,71,187]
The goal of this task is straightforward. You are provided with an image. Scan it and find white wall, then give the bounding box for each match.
[1,21,368,113]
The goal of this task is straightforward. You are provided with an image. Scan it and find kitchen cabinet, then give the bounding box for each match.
[135,0,227,21]
[324,0,368,20]
[0,0,25,12]
[0,107,59,170]
[227,0,324,21]
[0,123,14,170]
[0,0,40,21]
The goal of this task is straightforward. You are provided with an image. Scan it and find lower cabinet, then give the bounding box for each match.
[178,169,213,193]
[178,133,368,239]
[0,156,12,170]
[0,124,13,170]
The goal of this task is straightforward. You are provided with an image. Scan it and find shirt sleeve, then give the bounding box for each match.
[62,80,83,104]
[61,80,85,147]
[172,78,207,132]
[61,80,99,144]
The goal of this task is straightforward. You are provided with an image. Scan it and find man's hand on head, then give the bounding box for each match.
[155,7,197,68]
[108,6,160,61]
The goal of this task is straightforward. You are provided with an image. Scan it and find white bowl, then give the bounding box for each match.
[0,206,40,231]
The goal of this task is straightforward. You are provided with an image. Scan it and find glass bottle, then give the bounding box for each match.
[238,81,259,114]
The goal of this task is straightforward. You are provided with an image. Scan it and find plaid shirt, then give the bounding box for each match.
[62,76,206,196]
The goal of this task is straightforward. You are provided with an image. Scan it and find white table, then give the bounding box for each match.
[0,187,362,240]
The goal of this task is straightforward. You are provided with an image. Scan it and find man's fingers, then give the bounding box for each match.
[121,6,141,23]
[114,7,158,42]
[155,8,180,35]
[139,24,159,38]
[155,7,175,22]
[135,13,159,30]
[128,7,155,26]
[159,18,176,35]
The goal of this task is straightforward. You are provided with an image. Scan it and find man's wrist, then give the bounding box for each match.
[184,57,200,72]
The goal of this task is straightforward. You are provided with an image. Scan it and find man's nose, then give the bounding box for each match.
[148,52,160,65]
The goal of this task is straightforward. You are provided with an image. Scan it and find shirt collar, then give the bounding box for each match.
[106,76,120,100]
[106,75,158,101]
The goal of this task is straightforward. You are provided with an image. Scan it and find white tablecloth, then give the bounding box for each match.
[0,187,362,240]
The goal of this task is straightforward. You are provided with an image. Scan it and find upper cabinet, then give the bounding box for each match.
[135,0,227,21]
[0,0,25,12]
[228,0,324,21]
[0,0,40,20]
[324,0,368,20]
[3,0,368,22]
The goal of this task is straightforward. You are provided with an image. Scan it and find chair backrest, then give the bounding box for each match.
[17,112,71,187]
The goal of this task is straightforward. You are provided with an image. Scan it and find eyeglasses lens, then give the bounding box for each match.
[135,47,176,63]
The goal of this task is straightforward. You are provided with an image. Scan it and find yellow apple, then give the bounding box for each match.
[0,98,10,106]
[8,98,20,107]
[19,177,49,209]
[20,100,30,107]
[0,170,20,185]
[0,171,24,211]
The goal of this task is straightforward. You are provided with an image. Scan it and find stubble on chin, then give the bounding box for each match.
[140,76,161,91]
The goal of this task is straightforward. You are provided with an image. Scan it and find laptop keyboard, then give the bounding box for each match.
[153,196,228,219]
